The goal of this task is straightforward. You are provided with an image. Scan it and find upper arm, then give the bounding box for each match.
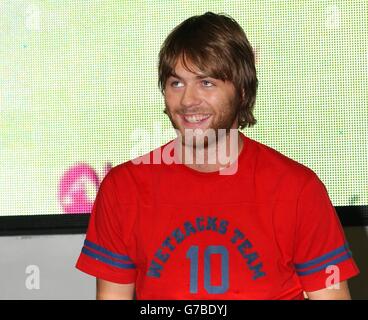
[293,174,359,292]
[75,167,138,287]
[306,280,351,300]
[96,278,135,300]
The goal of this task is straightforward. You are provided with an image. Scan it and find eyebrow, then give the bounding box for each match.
[169,72,210,80]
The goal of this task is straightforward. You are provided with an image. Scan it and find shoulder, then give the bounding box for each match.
[249,135,315,178]
[112,141,169,178]
[245,135,318,197]
[103,141,172,202]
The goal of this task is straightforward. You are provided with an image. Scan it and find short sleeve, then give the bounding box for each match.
[75,166,137,284]
[293,173,360,292]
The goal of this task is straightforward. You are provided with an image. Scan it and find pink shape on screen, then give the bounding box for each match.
[59,163,101,214]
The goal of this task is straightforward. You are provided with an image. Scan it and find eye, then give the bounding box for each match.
[170,80,184,88]
[202,79,214,87]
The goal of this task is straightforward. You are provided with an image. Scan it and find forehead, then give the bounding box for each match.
[170,58,205,78]
[166,53,232,84]
[167,57,237,94]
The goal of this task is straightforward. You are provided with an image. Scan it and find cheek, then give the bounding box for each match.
[164,92,180,110]
[207,94,232,113]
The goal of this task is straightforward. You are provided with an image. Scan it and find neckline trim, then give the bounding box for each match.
[171,131,248,178]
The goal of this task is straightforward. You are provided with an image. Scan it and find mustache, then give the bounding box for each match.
[163,108,211,115]
[181,111,211,115]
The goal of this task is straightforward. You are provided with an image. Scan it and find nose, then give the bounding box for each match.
[181,84,201,108]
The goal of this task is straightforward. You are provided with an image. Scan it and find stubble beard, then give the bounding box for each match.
[164,97,240,151]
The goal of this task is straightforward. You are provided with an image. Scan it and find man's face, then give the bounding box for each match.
[163,58,240,148]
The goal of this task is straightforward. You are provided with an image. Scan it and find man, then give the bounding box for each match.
[76,12,359,300]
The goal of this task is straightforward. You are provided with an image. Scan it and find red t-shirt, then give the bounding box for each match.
[75,132,359,299]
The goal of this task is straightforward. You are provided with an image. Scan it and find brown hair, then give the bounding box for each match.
[158,12,258,129]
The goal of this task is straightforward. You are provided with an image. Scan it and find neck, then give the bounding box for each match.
[175,130,243,173]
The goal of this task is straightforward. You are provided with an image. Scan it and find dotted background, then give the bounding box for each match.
[0,0,367,215]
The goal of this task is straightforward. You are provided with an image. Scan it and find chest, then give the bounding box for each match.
[132,200,300,299]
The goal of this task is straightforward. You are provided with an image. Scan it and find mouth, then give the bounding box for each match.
[180,114,212,128]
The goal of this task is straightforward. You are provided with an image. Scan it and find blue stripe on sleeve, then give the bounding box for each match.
[294,243,350,270]
[84,239,132,262]
[296,251,352,276]
[82,247,136,269]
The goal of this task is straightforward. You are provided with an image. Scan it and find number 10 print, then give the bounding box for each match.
[186,245,229,294]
